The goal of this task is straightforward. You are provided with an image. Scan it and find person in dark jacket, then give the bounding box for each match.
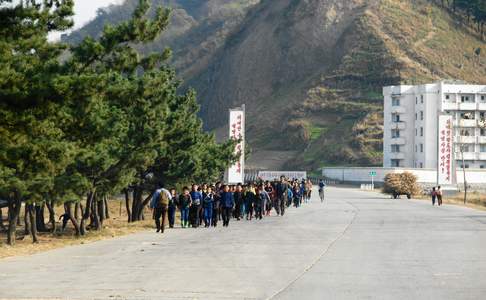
[265,181,274,216]
[178,187,192,228]
[168,188,178,228]
[275,176,289,216]
[220,185,234,227]
[190,184,203,228]
[233,184,244,220]
[212,185,221,227]
[293,184,301,208]
[244,185,256,220]
[202,187,214,227]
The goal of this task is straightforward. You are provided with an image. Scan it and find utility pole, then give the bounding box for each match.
[460,143,467,204]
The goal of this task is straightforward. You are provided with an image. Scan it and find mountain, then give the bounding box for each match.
[63,0,486,172]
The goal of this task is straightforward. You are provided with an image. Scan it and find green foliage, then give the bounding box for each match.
[0,0,238,243]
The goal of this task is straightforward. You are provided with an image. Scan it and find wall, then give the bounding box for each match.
[322,167,486,185]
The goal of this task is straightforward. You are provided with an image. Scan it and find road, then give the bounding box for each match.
[1,187,486,300]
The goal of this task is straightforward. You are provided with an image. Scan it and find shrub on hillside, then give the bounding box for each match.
[383,172,421,199]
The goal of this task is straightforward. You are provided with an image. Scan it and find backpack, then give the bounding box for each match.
[158,190,169,207]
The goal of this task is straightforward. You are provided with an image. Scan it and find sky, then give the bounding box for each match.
[48,0,123,41]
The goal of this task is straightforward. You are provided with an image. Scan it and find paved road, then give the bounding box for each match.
[1,187,486,300]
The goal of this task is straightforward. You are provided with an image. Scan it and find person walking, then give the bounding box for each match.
[212,185,221,227]
[319,179,326,203]
[149,183,171,233]
[276,176,289,216]
[233,184,244,220]
[431,187,437,206]
[202,187,214,227]
[293,184,301,208]
[178,187,192,228]
[168,188,178,228]
[264,181,274,216]
[244,184,256,220]
[437,186,443,206]
[190,184,203,228]
[221,185,234,227]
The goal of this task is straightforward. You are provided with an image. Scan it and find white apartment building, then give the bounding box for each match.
[383,81,486,171]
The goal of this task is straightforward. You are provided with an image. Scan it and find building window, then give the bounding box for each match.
[420,162,423,168]
[391,145,400,152]
[481,95,485,101]
[416,97,418,104]
[481,165,485,169]
[420,111,424,120]
[460,163,470,169]
[445,95,450,100]
[461,95,473,103]
[392,114,400,122]
[461,112,475,120]
[420,143,423,152]
[481,112,486,120]
[460,129,472,136]
[392,98,400,106]
[415,128,417,136]
[480,145,486,152]
[415,113,417,120]
[481,129,486,136]
[391,159,400,167]
[420,127,424,136]
[392,129,400,138]
[415,145,418,152]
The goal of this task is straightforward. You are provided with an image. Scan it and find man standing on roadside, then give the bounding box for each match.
[276,176,289,216]
[150,183,172,233]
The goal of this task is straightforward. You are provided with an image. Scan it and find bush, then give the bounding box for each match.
[383,172,421,198]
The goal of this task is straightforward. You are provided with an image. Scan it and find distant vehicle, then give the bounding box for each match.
[383,172,420,199]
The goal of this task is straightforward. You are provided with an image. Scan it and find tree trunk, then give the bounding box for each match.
[24,205,30,236]
[97,197,105,227]
[74,202,81,221]
[104,196,110,219]
[91,194,101,231]
[35,203,48,232]
[7,196,22,246]
[28,204,38,243]
[124,189,131,222]
[0,208,6,231]
[46,200,56,233]
[80,190,95,235]
[65,203,81,236]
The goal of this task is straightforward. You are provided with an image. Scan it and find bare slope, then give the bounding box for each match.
[64,0,486,171]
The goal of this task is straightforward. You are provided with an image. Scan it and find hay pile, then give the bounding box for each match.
[383,172,421,196]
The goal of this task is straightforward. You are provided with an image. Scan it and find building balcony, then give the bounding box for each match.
[459,103,477,110]
[390,137,406,145]
[389,152,405,159]
[478,136,486,144]
[390,106,406,114]
[442,102,458,110]
[389,121,406,130]
[478,153,486,160]
[456,119,477,127]
[478,103,486,111]
[456,152,476,160]
[454,136,476,143]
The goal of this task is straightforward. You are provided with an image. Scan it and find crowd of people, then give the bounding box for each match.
[149,176,326,233]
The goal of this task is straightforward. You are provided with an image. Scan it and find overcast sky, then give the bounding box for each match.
[49,0,123,41]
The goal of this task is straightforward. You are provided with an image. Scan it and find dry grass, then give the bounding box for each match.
[0,199,155,259]
[416,192,486,212]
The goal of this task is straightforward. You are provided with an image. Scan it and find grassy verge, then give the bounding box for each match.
[415,192,486,212]
[0,199,155,259]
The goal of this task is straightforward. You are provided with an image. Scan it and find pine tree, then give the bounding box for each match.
[0,0,76,245]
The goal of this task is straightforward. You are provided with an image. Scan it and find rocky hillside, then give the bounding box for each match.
[64,0,486,171]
